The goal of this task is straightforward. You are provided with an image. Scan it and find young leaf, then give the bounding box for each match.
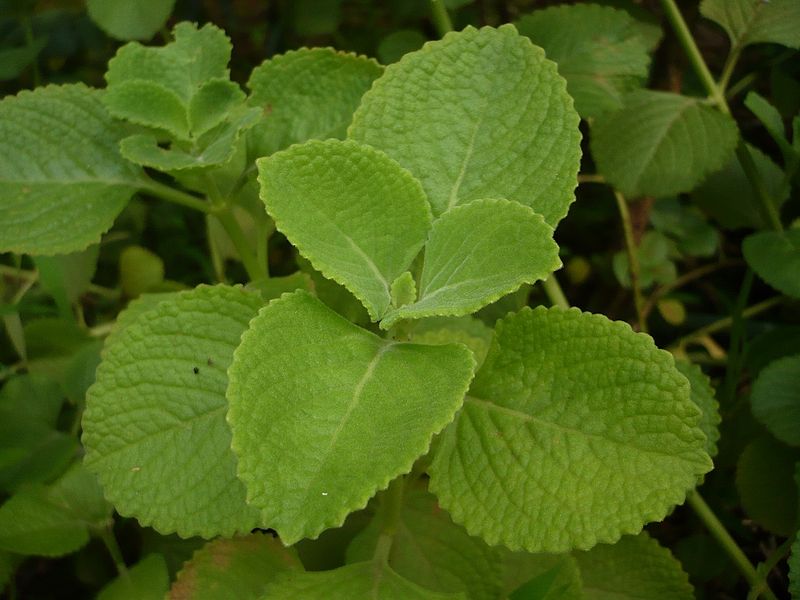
[247,48,383,158]
[0,84,144,255]
[413,316,494,370]
[429,306,711,552]
[97,554,169,600]
[515,4,651,119]
[87,0,176,41]
[574,533,694,599]
[349,25,581,224]
[227,291,475,545]
[743,229,800,298]
[257,139,432,321]
[750,355,800,447]
[675,361,721,458]
[591,90,739,198]
[169,534,302,600]
[380,199,561,329]
[83,285,263,538]
[700,0,800,50]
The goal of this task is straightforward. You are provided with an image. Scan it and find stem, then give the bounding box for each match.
[373,476,406,565]
[541,274,570,310]
[429,0,453,37]
[22,16,41,87]
[614,192,647,332]
[140,179,211,214]
[686,491,778,600]
[99,527,127,576]
[577,173,606,184]
[718,43,744,96]
[749,534,796,600]
[214,210,263,281]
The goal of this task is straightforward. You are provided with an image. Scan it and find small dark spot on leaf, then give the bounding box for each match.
[207,357,214,366]
[193,367,199,374]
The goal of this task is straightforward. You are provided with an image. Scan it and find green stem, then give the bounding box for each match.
[140,179,211,214]
[721,269,754,403]
[429,0,453,37]
[541,274,570,310]
[99,527,127,576]
[614,192,647,333]
[214,210,263,282]
[718,42,744,97]
[373,476,406,565]
[22,16,41,87]
[748,534,796,600]
[686,491,778,600]
[577,173,606,184]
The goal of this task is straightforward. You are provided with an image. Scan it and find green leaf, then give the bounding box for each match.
[0,84,143,255]
[591,90,739,198]
[34,245,100,317]
[745,91,795,161]
[227,291,475,545]
[700,0,800,50]
[263,561,465,599]
[349,25,581,224]
[516,4,651,119]
[378,30,426,64]
[791,536,800,599]
[0,373,63,427]
[346,489,504,599]
[675,361,721,459]
[83,285,263,538]
[430,306,711,552]
[257,139,432,321]
[104,80,190,138]
[381,199,561,329]
[743,229,800,298]
[574,533,694,599]
[413,316,494,370]
[650,198,718,258]
[247,48,383,158]
[247,272,314,302]
[98,554,169,600]
[751,355,800,447]
[612,231,676,289]
[119,245,165,298]
[0,36,46,81]
[169,534,302,600]
[499,552,583,600]
[87,0,176,41]
[189,79,246,137]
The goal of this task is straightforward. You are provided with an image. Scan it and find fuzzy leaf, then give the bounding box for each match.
[247,48,382,158]
[516,4,651,118]
[83,285,263,538]
[87,0,176,41]
[257,139,432,321]
[98,554,169,600]
[349,25,581,224]
[430,306,711,552]
[0,84,143,255]
[413,317,494,370]
[675,361,721,458]
[751,355,800,447]
[227,291,475,544]
[743,229,800,298]
[189,79,246,137]
[700,0,800,50]
[381,199,560,329]
[591,90,739,198]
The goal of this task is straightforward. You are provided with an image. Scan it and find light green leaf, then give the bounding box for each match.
[257,139,432,321]
[346,489,504,599]
[675,361,721,458]
[119,245,165,298]
[390,271,417,309]
[247,48,382,158]
[34,245,100,316]
[591,90,739,198]
[430,306,711,552]
[700,0,800,50]
[189,79,246,137]
[751,355,800,447]
[104,80,190,139]
[262,561,465,599]
[169,534,302,600]
[500,552,583,600]
[574,533,694,599]
[413,316,494,370]
[381,198,560,329]
[104,292,182,348]
[349,25,581,224]
[83,285,263,538]
[227,291,475,544]
[743,229,800,298]
[87,0,176,41]
[516,4,651,119]
[98,554,169,600]
[0,84,144,255]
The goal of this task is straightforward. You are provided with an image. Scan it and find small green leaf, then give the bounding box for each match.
[751,355,800,447]
[612,231,676,289]
[168,534,302,599]
[0,36,46,81]
[34,245,100,316]
[591,90,739,198]
[743,229,800,298]
[83,285,264,538]
[247,48,382,158]
[381,199,561,329]
[745,91,795,160]
[0,373,63,427]
[700,0,800,50]
[119,245,165,298]
[258,139,432,321]
[430,307,711,552]
[227,291,475,544]
[390,271,417,309]
[349,25,581,224]
[675,361,721,459]
[246,272,314,302]
[104,80,191,139]
[413,316,494,370]
[574,533,694,599]
[87,0,176,41]
[98,554,169,600]
[0,84,144,255]
[189,79,246,137]
[378,30,426,64]
[516,4,651,118]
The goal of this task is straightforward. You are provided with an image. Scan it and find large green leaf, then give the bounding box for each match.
[349,25,581,224]
[0,84,144,255]
[574,533,694,599]
[87,0,176,41]
[743,229,800,298]
[83,285,263,538]
[751,355,800,447]
[247,48,383,158]
[700,0,800,50]
[169,534,302,599]
[675,361,721,458]
[98,554,170,600]
[430,307,711,552]
[227,291,475,545]
[257,139,432,321]
[381,198,560,329]
[516,4,651,119]
[591,90,739,198]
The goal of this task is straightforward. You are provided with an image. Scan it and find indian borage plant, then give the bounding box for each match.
[0,14,729,600]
